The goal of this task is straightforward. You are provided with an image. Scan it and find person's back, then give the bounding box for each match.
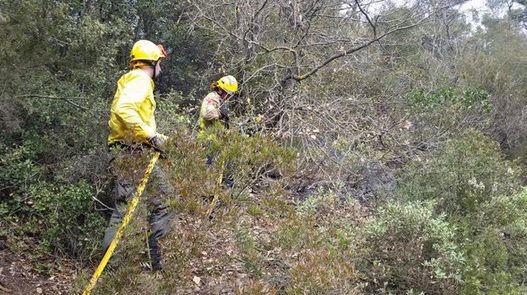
[108,68,157,145]
[199,90,223,131]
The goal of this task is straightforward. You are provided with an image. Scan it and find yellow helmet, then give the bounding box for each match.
[216,75,238,94]
[130,40,167,62]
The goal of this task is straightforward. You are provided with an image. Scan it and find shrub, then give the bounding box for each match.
[407,87,492,114]
[3,179,105,260]
[166,126,297,201]
[397,130,522,218]
[26,181,105,259]
[460,190,527,294]
[296,187,340,215]
[0,143,42,195]
[0,143,42,241]
[397,131,527,292]
[0,143,104,260]
[358,201,463,294]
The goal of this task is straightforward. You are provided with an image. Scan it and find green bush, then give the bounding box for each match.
[404,88,493,145]
[3,179,105,260]
[398,130,522,218]
[0,143,104,260]
[0,143,42,237]
[460,190,527,294]
[0,143,42,194]
[26,181,105,258]
[407,87,492,114]
[397,131,527,293]
[358,201,463,294]
[296,187,340,215]
[171,126,297,197]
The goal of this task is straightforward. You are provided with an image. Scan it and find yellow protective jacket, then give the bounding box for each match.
[108,69,157,145]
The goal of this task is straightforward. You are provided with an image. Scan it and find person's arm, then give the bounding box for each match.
[112,75,156,141]
[219,103,230,129]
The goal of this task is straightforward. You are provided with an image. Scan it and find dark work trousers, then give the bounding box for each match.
[205,154,234,188]
[202,107,234,187]
[103,145,174,269]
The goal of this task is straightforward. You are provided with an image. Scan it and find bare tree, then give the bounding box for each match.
[185,0,469,198]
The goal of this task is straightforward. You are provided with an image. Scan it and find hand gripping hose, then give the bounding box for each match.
[82,152,160,295]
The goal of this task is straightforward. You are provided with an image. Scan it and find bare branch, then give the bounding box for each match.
[289,4,457,82]
[242,0,270,43]
[355,0,377,38]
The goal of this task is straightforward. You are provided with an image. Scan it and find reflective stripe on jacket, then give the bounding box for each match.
[108,69,157,145]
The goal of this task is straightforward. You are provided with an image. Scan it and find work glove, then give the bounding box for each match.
[219,103,230,129]
[148,133,167,153]
[219,103,229,118]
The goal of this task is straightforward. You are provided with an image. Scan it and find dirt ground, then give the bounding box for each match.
[0,249,77,295]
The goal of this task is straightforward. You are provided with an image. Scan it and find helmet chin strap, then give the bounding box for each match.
[152,61,158,80]
[149,60,162,87]
[217,89,229,100]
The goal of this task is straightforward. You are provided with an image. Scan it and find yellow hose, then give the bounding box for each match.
[82,152,160,295]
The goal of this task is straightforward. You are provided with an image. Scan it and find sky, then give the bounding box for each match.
[458,0,494,29]
[364,0,525,31]
[458,0,525,30]
[458,0,491,12]
[366,0,496,16]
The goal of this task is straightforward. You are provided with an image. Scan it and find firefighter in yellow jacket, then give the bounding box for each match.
[199,75,238,187]
[104,40,173,271]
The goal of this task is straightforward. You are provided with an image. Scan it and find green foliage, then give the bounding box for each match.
[460,190,527,294]
[358,201,463,294]
[0,143,42,194]
[0,142,104,260]
[0,144,41,240]
[296,187,339,215]
[408,87,492,113]
[160,128,297,212]
[236,226,264,277]
[398,131,527,293]
[459,20,527,159]
[24,181,105,258]
[398,130,522,217]
[196,126,297,189]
